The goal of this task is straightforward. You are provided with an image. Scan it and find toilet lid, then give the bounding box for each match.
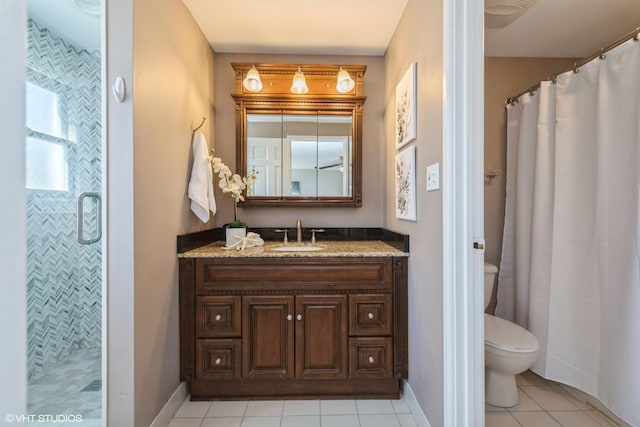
[485,314,538,353]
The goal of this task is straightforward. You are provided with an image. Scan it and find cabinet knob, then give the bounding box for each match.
[215,314,222,321]
[215,357,222,365]
[287,314,293,321]
[368,312,374,319]
[368,356,375,364]
[296,314,302,321]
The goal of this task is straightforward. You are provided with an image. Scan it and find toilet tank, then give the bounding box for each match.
[484,262,498,310]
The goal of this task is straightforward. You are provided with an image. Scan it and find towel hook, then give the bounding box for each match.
[191,117,206,140]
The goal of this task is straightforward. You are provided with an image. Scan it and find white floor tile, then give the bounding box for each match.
[206,401,248,418]
[244,401,283,417]
[201,418,242,427]
[549,385,591,410]
[396,413,418,427]
[283,399,320,416]
[321,400,358,415]
[174,400,212,418]
[321,414,361,427]
[485,412,521,427]
[281,415,321,427]
[548,410,603,427]
[585,410,620,427]
[169,418,204,427]
[359,414,400,427]
[519,385,579,411]
[356,399,395,414]
[511,411,562,427]
[506,388,543,412]
[240,416,281,427]
[391,399,411,414]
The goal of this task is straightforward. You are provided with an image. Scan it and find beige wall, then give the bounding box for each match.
[384,0,444,424]
[484,57,576,270]
[213,53,385,229]
[132,0,216,424]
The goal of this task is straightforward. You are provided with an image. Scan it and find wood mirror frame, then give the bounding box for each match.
[231,63,367,207]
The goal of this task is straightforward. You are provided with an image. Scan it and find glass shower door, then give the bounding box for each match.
[25,2,103,424]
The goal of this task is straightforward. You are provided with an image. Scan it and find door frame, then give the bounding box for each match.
[442,0,485,425]
[0,0,137,424]
[104,0,135,424]
[0,0,28,418]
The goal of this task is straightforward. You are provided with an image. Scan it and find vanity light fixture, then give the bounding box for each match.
[290,66,309,94]
[243,65,263,92]
[336,67,355,93]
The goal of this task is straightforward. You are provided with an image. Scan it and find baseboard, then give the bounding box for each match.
[149,382,188,427]
[402,380,431,427]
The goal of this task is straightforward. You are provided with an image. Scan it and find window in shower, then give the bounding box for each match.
[25,80,73,192]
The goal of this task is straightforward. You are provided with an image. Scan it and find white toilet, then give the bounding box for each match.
[484,262,539,407]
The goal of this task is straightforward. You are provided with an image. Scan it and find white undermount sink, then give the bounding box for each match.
[271,245,325,252]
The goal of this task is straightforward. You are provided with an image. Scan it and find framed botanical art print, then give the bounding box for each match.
[395,145,416,221]
[395,62,417,149]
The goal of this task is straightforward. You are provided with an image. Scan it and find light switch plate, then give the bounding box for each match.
[427,162,440,191]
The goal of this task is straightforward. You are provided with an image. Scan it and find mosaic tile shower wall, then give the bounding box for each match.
[26,19,102,380]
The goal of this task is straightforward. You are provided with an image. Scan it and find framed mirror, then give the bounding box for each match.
[232,63,366,207]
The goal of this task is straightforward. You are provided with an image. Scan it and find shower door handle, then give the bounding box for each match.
[77,192,102,245]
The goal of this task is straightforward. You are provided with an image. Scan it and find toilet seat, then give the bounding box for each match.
[484,314,538,353]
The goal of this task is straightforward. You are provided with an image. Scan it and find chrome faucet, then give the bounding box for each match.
[296,219,302,243]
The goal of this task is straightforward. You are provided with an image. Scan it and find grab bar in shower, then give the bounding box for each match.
[77,192,102,245]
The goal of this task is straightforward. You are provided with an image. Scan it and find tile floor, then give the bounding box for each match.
[170,371,626,427]
[169,398,418,427]
[485,371,622,427]
[28,348,102,426]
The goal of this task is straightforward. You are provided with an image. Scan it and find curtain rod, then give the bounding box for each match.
[505,26,640,105]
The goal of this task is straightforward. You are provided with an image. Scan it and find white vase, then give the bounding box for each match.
[225,227,246,246]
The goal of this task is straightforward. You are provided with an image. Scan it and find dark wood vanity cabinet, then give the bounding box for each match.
[180,256,408,399]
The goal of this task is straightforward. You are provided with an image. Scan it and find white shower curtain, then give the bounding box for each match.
[497,38,640,426]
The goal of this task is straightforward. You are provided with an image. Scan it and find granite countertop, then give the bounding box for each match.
[179,240,409,258]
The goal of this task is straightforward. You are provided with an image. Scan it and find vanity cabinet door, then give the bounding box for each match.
[295,295,348,379]
[242,295,294,380]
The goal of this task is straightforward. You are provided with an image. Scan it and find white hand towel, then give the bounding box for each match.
[188,133,216,223]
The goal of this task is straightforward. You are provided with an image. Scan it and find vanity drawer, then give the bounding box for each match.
[195,258,393,292]
[196,339,241,380]
[349,294,393,336]
[195,296,241,338]
[349,337,393,379]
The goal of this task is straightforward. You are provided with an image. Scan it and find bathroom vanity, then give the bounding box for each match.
[178,229,408,400]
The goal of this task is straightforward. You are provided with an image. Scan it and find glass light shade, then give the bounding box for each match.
[243,66,263,92]
[336,68,355,93]
[290,67,309,94]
